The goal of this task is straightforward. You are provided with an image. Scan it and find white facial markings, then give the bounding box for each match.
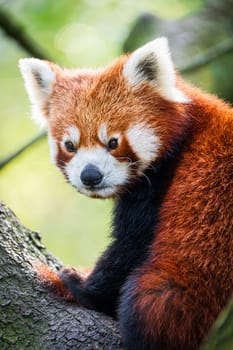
[98,124,108,144]
[65,147,129,197]
[80,185,118,198]
[127,123,160,167]
[60,122,160,197]
[61,126,80,148]
[67,126,80,143]
[98,124,121,146]
[48,132,58,164]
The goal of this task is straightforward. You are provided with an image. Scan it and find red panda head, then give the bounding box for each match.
[19,37,189,198]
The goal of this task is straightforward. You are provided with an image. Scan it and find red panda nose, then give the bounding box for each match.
[80,165,103,187]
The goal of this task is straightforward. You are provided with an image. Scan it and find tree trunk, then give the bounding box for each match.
[0,201,122,350]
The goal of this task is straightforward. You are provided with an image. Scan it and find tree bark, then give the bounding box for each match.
[0,201,122,350]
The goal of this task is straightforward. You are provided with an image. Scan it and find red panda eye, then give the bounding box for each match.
[108,138,118,150]
[64,140,76,153]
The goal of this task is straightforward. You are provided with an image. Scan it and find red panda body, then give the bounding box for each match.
[119,87,233,349]
[19,38,233,350]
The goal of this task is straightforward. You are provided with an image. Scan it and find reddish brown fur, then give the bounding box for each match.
[131,85,233,348]
[35,54,232,349]
[35,264,75,302]
[48,58,189,164]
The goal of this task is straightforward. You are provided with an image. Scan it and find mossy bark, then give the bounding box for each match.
[0,202,122,350]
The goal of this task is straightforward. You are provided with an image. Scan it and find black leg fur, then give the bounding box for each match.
[59,155,179,316]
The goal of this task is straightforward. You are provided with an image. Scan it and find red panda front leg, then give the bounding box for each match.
[119,263,218,350]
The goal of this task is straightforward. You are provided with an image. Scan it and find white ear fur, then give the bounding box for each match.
[123,37,189,103]
[19,58,57,127]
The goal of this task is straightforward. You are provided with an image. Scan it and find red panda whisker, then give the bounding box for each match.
[146,164,157,173]
[116,156,136,163]
[125,160,143,169]
[140,172,152,188]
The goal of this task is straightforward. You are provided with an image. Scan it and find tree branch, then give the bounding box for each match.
[0,201,122,349]
[0,6,51,60]
[179,38,233,73]
[0,132,46,170]
[0,6,52,171]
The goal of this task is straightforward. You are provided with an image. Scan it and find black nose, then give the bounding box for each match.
[80,165,103,187]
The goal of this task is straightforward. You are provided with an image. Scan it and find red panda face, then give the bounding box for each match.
[46,72,162,198]
[48,120,161,198]
[19,38,189,198]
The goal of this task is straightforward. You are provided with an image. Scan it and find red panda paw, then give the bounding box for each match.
[59,266,83,288]
[58,266,102,311]
[35,263,76,302]
[35,264,92,306]
[58,266,89,304]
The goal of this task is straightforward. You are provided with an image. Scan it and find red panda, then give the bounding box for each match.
[19,37,233,350]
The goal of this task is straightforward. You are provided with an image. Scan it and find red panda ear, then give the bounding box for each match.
[19,58,60,128]
[123,37,189,103]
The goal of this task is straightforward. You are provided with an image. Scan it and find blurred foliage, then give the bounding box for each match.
[201,298,233,350]
[0,0,218,268]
